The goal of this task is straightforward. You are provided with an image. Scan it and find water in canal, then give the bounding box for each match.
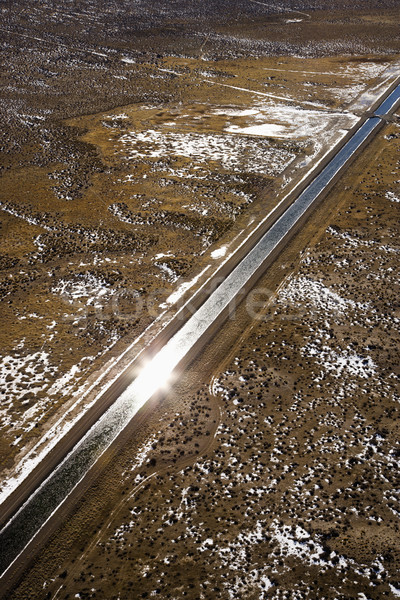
[1,82,399,578]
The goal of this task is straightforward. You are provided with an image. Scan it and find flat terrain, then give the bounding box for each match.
[1,1,400,598]
[1,0,399,502]
[9,101,400,600]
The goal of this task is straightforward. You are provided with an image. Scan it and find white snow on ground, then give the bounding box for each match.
[182,203,209,216]
[327,227,400,256]
[223,101,357,141]
[328,84,365,102]
[204,79,329,110]
[157,67,182,76]
[122,434,158,476]
[212,108,260,117]
[262,67,352,76]
[0,202,53,230]
[162,165,211,180]
[105,112,129,120]
[199,538,214,552]
[47,363,83,397]
[108,202,137,224]
[302,342,377,379]
[269,520,352,570]
[277,276,369,316]
[0,352,58,432]
[342,62,389,79]
[386,191,400,203]
[271,520,326,563]
[327,226,375,248]
[228,123,286,137]
[203,518,353,597]
[277,274,377,379]
[0,351,100,437]
[211,245,227,259]
[200,520,276,598]
[155,261,179,283]
[51,273,115,305]
[119,129,297,176]
[0,333,123,503]
[349,73,397,111]
[162,265,211,307]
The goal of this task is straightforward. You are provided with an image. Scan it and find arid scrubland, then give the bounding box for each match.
[9,92,400,600]
[1,1,400,598]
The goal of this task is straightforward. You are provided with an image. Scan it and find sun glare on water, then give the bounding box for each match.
[132,344,180,403]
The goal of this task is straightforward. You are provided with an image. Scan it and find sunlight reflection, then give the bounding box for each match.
[133,344,180,402]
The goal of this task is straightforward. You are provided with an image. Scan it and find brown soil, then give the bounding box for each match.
[1,2,400,598]
[2,46,393,483]
[8,103,400,600]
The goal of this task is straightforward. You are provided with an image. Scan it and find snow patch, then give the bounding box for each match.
[211,246,227,259]
[278,276,369,316]
[164,265,210,306]
[51,273,115,305]
[302,343,377,380]
[119,129,297,176]
[386,191,400,203]
[227,123,286,137]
